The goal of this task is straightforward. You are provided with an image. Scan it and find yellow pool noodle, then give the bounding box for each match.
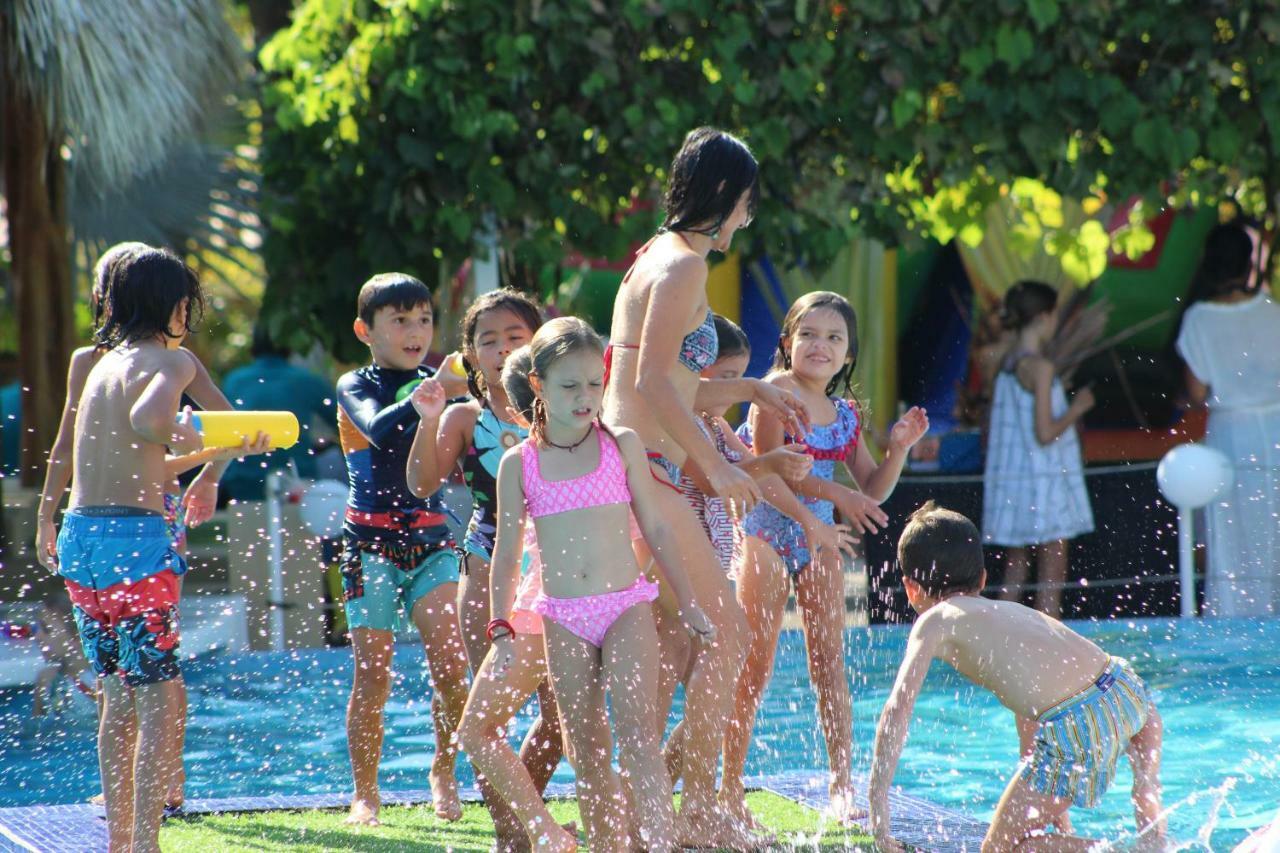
[190,411,300,450]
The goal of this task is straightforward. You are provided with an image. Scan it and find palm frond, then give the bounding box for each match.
[7,0,242,195]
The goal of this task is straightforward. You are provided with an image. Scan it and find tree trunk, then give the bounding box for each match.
[2,65,74,487]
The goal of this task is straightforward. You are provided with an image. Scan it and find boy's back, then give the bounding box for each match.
[70,345,195,512]
[912,595,1109,718]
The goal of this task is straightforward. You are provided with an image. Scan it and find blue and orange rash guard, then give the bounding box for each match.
[336,363,453,572]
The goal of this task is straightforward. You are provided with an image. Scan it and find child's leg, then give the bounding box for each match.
[543,621,627,852]
[131,677,185,853]
[410,580,470,822]
[457,635,575,852]
[99,676,138,853]
[345,627,394,824]
[519,676,564,793]
[720,536,789,823]
[1035,539,1068,618]
[458,554,492,672]
[794,547,862,821]
[1001,547,1030,603]
[984,774,1093,853]
[640,484,748,834]
[166,681,187,808]
[603,603,677,851]
[1128,706,1165,848]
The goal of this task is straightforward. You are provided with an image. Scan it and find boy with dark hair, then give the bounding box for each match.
[335,272,470,825]
[50,247,219,853]
[869,502,1165,853]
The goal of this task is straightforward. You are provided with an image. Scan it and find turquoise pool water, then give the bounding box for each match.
[0,618,1274,848]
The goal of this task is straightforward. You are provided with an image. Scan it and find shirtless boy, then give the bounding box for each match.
[50,247,216,853]
[869,502,1164,852]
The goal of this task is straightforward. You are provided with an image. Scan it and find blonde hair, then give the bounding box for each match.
[501,317,604,446]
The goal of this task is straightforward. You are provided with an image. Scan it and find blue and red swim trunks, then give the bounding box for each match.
[56,507,186,686]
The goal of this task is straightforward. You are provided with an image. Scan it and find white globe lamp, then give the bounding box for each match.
[1157,443,1234,618]
[298,480,348,539]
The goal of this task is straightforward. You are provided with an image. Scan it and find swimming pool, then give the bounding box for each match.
[0,617,1274,848]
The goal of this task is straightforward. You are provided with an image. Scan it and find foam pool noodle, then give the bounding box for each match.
[189,411,300,450]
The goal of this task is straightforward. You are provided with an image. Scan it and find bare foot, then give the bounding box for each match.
[344,797,381,826]
[677,807,774,850]
[827,786,868,826]
[717,788,763,831]
[532,822,578,852]
[430,767,462,822]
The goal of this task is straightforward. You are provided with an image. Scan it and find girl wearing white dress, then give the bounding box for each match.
[982,281,1095,618]
[1175,222,1280,617]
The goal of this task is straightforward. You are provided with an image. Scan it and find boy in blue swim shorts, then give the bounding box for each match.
[335,273,470,826]
[41,247,231,852]
[868,502,1166,852]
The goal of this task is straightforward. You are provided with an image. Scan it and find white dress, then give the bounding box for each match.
[982,353,1094,547]
[1176,290,1280,617]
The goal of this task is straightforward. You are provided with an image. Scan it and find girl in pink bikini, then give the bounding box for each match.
[487,318,713,852]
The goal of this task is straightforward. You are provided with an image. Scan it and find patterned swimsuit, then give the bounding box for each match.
[740,397,861,573]
[676,415,743,573]
[460,404,528,562]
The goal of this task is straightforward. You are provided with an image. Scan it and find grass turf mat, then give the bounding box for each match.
[160,790,875,851]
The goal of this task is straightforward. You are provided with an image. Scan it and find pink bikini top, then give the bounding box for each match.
[520,425,632,518]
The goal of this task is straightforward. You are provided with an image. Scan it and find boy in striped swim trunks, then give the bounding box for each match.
[868,502,1165,852]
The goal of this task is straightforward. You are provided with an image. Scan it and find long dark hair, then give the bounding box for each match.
[660,127,759,237]
[772,291,858,398]
[460,289,544,400]
[999,280,1058,332]
[502,317,605,447]
[94,247,204,349]
[1187,223,1254,303]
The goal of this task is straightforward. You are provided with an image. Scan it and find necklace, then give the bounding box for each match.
[545,424,594,452]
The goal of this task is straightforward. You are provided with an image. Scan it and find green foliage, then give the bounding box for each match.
[260,0,1280,357]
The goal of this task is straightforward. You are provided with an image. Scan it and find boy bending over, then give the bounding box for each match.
[869,502,1164,852]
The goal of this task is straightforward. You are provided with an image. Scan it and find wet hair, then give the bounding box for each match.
[772,291,859,398]
[999,281,1058,331]
[502,317,605,446]
[897,501,986,597]
[501,345,537,424]
[712,314,751,362]
[357,273,434,326]
[460,289,545,399]
[1188,222,1254,302]
[91,242,151,325]
[660,127,760,236]
[93,247,204,349]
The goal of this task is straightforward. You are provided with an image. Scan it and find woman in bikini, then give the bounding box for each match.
[601,127,809,844]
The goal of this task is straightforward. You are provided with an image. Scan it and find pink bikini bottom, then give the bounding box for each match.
[531,575,659,648]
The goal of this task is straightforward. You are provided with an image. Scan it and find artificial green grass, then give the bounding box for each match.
[160,790,875,851]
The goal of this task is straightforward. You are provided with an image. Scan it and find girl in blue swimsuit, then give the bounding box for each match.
[405,289,563,849]
[724,291,929,824]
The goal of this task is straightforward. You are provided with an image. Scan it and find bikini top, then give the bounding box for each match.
[608,308,719,374]
[520,425,632,519]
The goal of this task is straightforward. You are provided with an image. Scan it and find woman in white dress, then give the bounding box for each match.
[1175,222,1280,617]
[982,281,1096,618]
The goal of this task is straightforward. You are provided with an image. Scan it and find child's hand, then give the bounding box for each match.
[210,431,272,462]
[708,460,763,518]
[888,406,930,452]
[170,406,204,456]
[835,489,889,536]
[35,519,59,573]
[488,636,516,680]
[761,443,812,486]
[804,519,858,561]
[680,603,716,643]
[752,380,811,439]
[1070,386,1096,415]
[410,378,448,420]
[183,468,219,528]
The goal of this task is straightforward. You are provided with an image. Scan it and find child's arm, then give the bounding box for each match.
[130,354,202,454]
[335,372,421,449]
[617,429,715,641]
[1024,358,1094,445]
[847,406,929,503]
[868,615,943,853]
[35,350,95,572]
[693,378,811,439]
[487,449,528,677]
[176,351,261,526]
[406,380,470,498]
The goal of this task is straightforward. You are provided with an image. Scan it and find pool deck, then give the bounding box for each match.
[0,772,989,851]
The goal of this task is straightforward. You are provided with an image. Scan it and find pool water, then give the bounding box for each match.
[0,618,1274,848]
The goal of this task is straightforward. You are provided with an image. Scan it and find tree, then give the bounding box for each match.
[259,0,1280,359]
[0,0,243,485]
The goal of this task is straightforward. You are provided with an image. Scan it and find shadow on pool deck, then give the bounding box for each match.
[0,772,988,852]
